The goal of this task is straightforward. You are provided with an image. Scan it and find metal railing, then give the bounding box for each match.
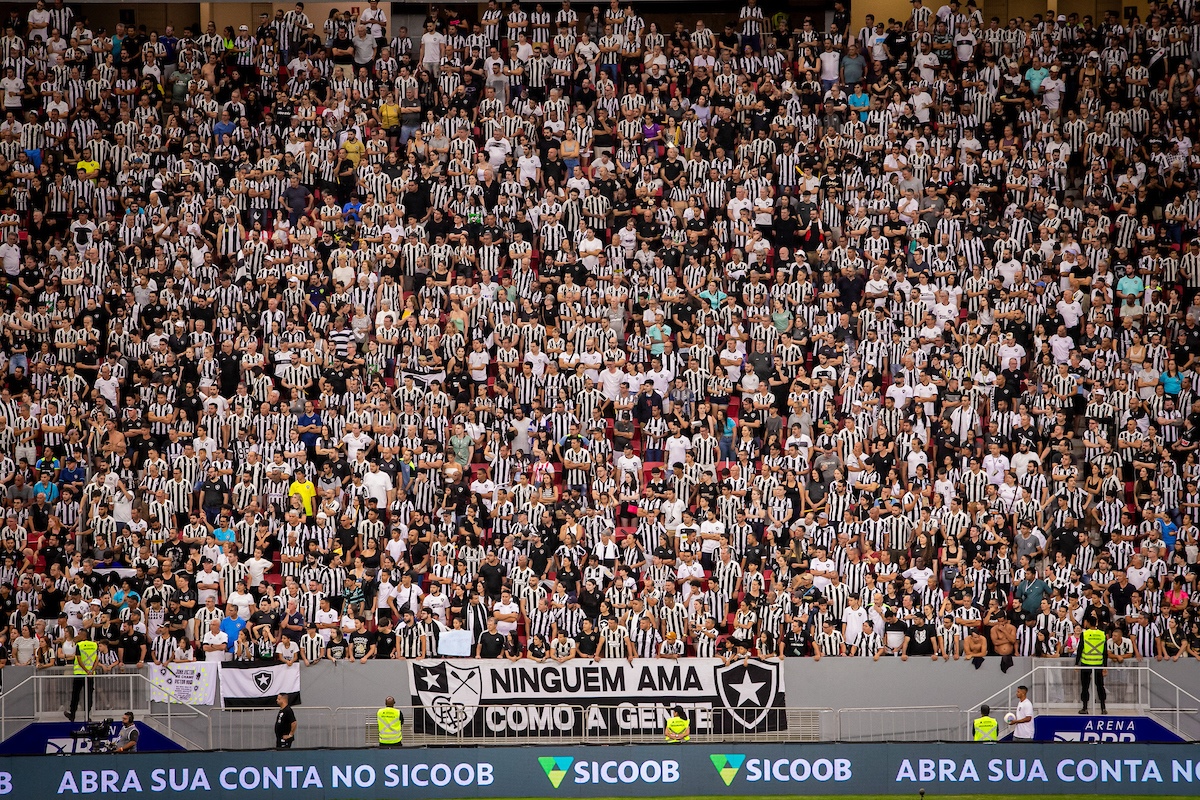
[1147,671,1200,742]
[161,704,835,749]
[0,668,213,750]
[837,706,972,742]
[212,706,334,751]
[4,663,1197,750]
[971,660,1200,742]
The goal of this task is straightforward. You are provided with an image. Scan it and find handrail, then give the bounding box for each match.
[0,672,39,742]
[3,663,1196,750]
[3,668,214,750]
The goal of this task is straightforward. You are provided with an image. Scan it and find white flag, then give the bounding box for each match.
[219,663,301,708]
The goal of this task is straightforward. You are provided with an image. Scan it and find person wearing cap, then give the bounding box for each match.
[659,629,685,659]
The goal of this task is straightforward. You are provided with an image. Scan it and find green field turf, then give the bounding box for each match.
[482,796,1193,800]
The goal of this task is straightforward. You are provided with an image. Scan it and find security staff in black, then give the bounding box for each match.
[275,693,297,748]
[377,696,404,747]
[972,704,998,742]
[1076,617,1107,715]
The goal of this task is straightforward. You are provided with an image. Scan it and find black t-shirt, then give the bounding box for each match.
[408,541,430,570]
[39,586,64,619]
[349,631,375,660]
[118,631,147,663]
[163,609,186,633]
[528,543,552,576]
[375,630,397,658]
[327,637,348,660]
[576,629,599,656]
[783,628,810,657]
[251,609,281,633]
[477,630,505,658]
[331,37,354,65]
[175,588,198,619]
[198,480,225,509]
[1109,581,1135,615]
[275,705,296,737]
[906,623,935,655]
[478,562,505,596]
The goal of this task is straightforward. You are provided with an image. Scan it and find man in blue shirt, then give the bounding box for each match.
[58,455,87,496]
[213,514,237,546]
[296,401,323,453]
[220,603,247,654]
[33,473,58,504]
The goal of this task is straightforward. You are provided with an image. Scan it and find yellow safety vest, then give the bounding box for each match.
[973,715,998,742]
[377,707,403,745]
[1080,628,1106,666]
[664,716,689,742]
[73,640,98,676]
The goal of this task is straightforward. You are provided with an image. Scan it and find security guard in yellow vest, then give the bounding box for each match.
[377,696,404,747]
[1076,617,1108,715]
[67,629,98,722]
[664,706,690,743]
[972,704,998,742]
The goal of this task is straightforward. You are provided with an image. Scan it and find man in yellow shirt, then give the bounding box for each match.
[288,472,317,518]
[75,160,99,181]
[341,129,366,166]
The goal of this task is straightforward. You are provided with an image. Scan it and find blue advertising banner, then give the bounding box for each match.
[0,742,1197,798]
[0,721,187,755]
[1031,715,1184,743]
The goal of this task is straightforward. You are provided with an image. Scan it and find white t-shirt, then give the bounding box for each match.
[493,601,520,635]
[423,592,450,624]
[1014,698,1035,739]
[698,519,725,554]
[246,557,273,588]
[843,605,869,647]
[420,31,446,62]
[664,434,691,466]
[578,236,602,265]
[517,154,541,184]
[810,557,836,591]
[468,349,490,380]
[228,590,254,619]
[276,640,300,662]
[0,77,22,108]
[363,469,394,507]
[202,630,228,661]
[314,608,339,643]
[384,537,407,564]
[27,8,50,39]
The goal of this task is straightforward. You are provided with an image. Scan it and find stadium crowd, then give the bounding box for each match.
[0,0,1195,672]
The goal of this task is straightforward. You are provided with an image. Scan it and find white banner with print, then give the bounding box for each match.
[148,663,218,705]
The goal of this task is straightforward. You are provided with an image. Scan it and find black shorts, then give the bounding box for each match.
[276,736,293,749]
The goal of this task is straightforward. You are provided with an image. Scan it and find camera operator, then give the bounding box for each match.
[115,713,138,753]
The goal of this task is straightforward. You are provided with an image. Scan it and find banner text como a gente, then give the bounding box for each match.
[407,657,786,737]
[17,743,1200,798]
